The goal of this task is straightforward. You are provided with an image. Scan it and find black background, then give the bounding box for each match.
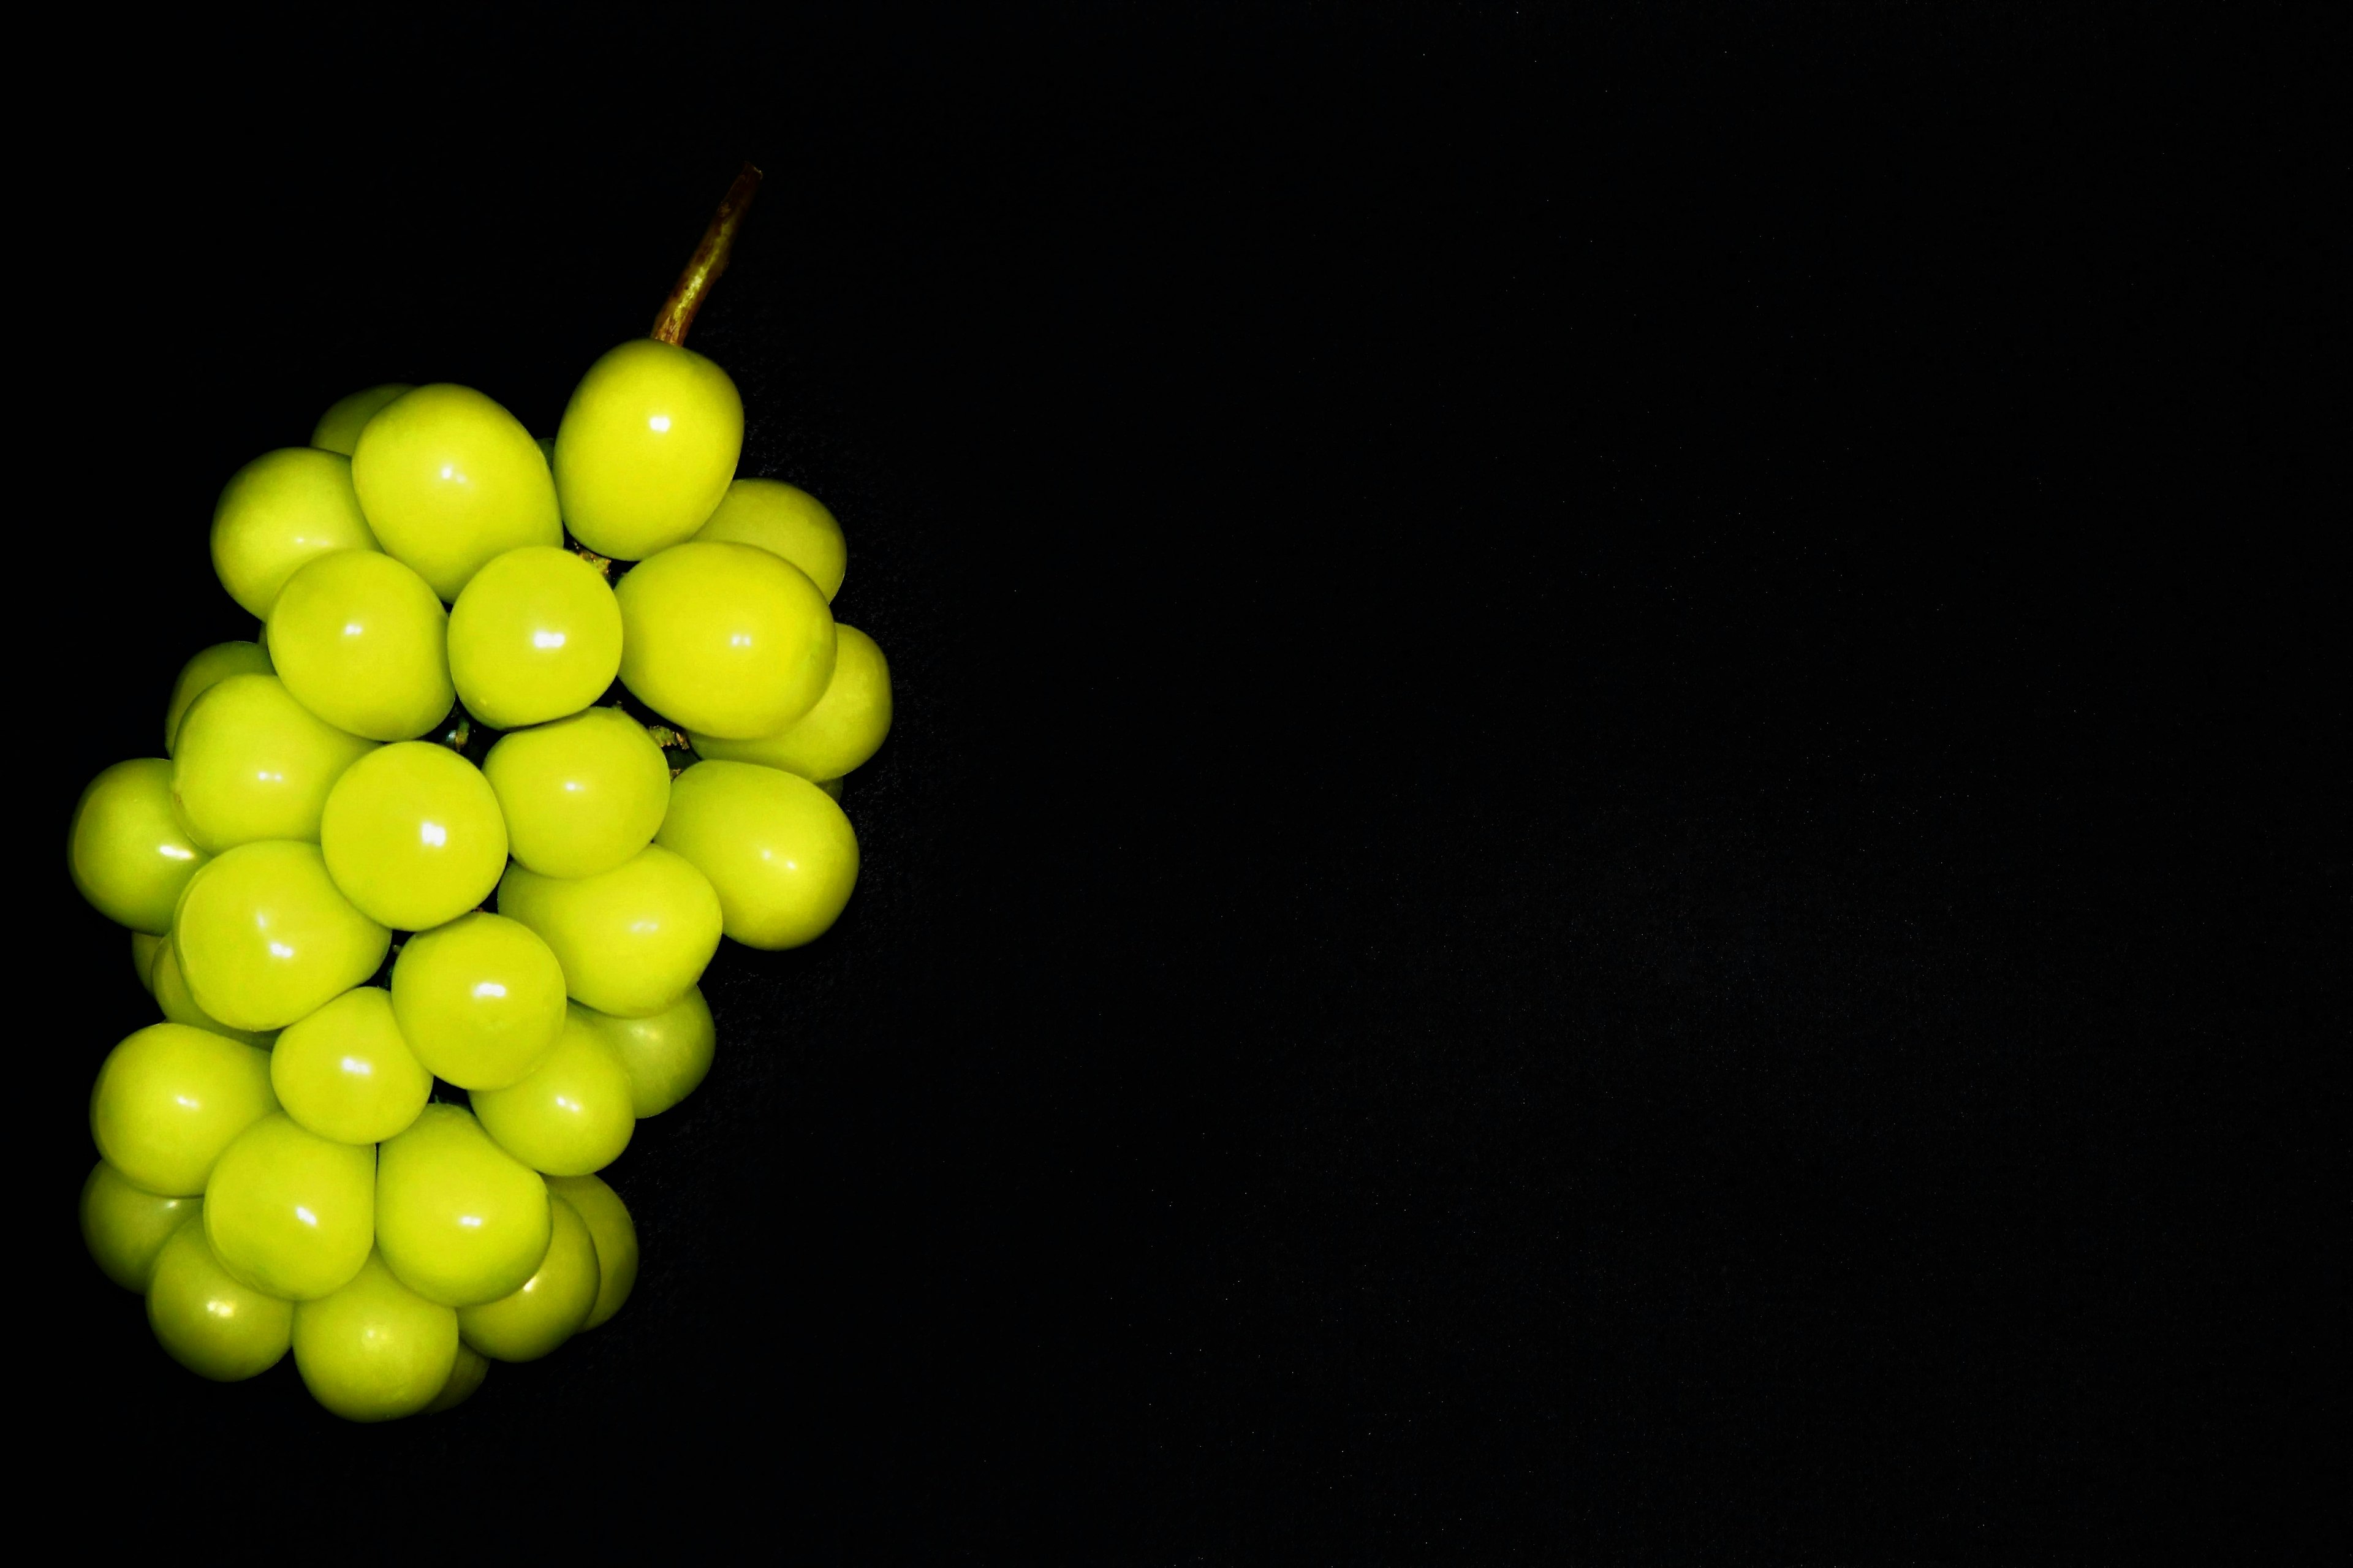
[29,4,2338,1559]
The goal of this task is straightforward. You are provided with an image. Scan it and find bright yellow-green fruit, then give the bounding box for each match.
[693,478,847,600]
[389,913,567,1090]
[203,1114,374,1301]
[545,1173,638,1329]
[375,1105,552,1307]
[210,448,381,618]
[311,384,416,456]
[447,546,624,729]
[81,1161,200,1292]
[688,623,892,782]
[90,1023,276,1196]
[576,988,714,1117]
[68,758,207,933]
[472,1011,635,1175]
[271,987,431,1144]
[554,338,742,560]
[267,550,455,741]
[173,841,391,1031]
[350,384,562,600]
[170,674,377,853]
[133,930,165,991]
[425,1342,489,1412]
[148,937,275,1049]
[292,1251,460,1422]
[320,743,508,931]
[457,1193,599,1361]
[164,640,273,754]
[657,761,860,950]
[497,845,722,1017]
[615,540,836,739]
[147,1220,292,1381]
[482,706,671,879]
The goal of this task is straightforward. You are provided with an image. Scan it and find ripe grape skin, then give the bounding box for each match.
[203,1113,375,1301]
[693,478,847,601]
[319,742,509,931]
[268,550,455,741]
[688,622,893,782]
[89,1023,277,1197]
[446,545,624,729]
[310,384,416,456]
[615,540,837,739]
[67,758,207,933]
[164,640,273,754]
[271,986,432,1145]
[657,761,862,951]
[350,384,561,600]
[147,1220,293,1381]
[555,338,743,560]
[425,1343,490,1412]
[472,1010,636,1175]
[482,706,671,879]
[456,1194,599,1362]
[544,1173,638,1328]
[170,673,377,853]
[148,937,276,1048]
[81,1161,200,1292]
[173,841,390,1031]
[574,988,715,1117]
[292,1251,460,1422]
[132,930,165,992]
[374,1105,553,1308]
[388,913,567,1091]
[211,448,381,618]
[497,844,723,1018]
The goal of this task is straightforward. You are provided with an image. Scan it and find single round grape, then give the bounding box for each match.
[350,384,562,600]
[173,841,390,1031]
[146,1219,292,1381]
[688,622,892,782]
[203,1113,374,1301]
[67,759,207,933]
[292,1250,460,1422]
[657,761,860,950]
[271,986,431,1144]
[170,673,376,853]
[693,478,847,601]
[388,913,566,1090]
[90,1023,276,1196]
[375,1104,551,1308]
[148,937,275,1049]
[545,1173,638,1329]
[575,987,714,1117]
[132,930,165,992]
[311,383,416,456]
[424,1342,489,1413]
[456,1193,599,1361]
[472,1010,635,1175]
[81,1161,199,1292]
[164,640,273,754]
[615,540,836,739]
[481,706,671,879]
[446,546,624,729]
[319,743,507,931]
[496,845,722,1017]
[210,448,380,618]
[553,338,742,560]
[267,550,455,740]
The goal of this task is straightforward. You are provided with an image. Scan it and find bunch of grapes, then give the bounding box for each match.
[66,167,890,1421]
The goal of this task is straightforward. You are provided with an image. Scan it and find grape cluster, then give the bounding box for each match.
[66,237,892,1420]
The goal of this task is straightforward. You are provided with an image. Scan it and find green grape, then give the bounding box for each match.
[497,844,722,1017]
[425,1342,489,1413]
[148,937,275,1049]
[687,622,892,782]
[817,776,845,801]
[456,1193,599,1361]
[472,1010,635,1175]
[693,478,847,601]
[319,743,508,931]
[146,1219,292,1381]
[575,988,714,1117]
[657,761,860,950]
[81,1160,200,1292]
[132,930,165,992]
[388,912,567,1091]
[89,1023,276,1196]
[267,550,455,741]
[545,1173,638,1329]
[615,540,836,739]
[446,546,624,729]
[173,841,390,1031]
[534,435,556,469]
[292,1251,460,1422]
[164,640,273,754]
[311,383,416,456]
[271,986,431,1144]
[350,384,562,600]
[170,673,377,853]
[210,448,381,618]
[67,758,207,933]
[203,1113,374,1301]
[481,706,671,879]
[553,338,742,560]
[375,1104,552,1307]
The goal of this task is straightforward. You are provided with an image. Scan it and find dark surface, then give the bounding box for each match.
[31,6,2336,1559]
